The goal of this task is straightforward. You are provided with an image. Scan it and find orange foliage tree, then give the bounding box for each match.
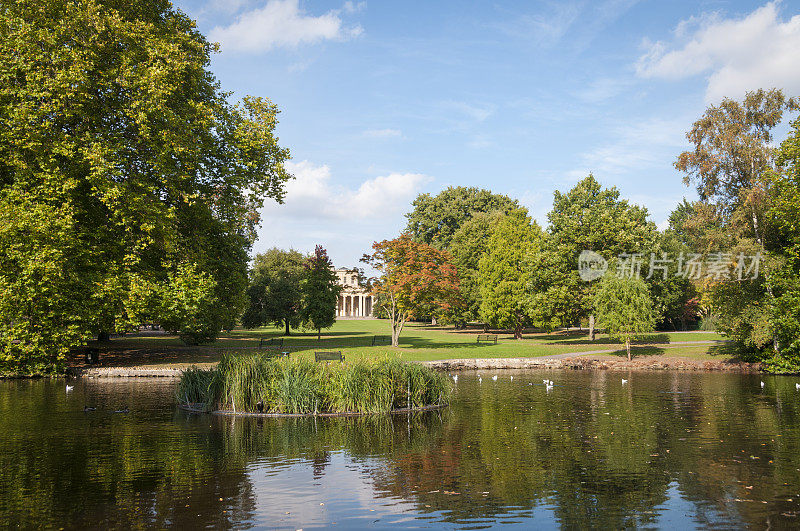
[361,234,460,346]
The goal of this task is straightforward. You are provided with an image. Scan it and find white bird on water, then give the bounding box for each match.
[492,375,498,381]
[621,379,628,385]
[65,384,73,392]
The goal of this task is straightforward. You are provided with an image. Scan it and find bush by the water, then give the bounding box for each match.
[177,353,451,414]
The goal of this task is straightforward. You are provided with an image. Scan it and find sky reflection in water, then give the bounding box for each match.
[1,371,799,529]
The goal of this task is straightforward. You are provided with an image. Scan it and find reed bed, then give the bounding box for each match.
[176,353,451,415]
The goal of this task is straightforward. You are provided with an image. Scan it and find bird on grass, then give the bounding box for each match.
[761,381,765,388]
[510,375,513,382]
[478,375,483,384]
[452,375,458,383]
[113,407,129,414]
[83,406,96,412]
[491,375,498,381]
[65,384,73,392]
[545,381,554,392]
[621,379,628,385]
[796,383,800,390]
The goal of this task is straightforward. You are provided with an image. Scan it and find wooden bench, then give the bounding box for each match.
[476,334,498,344]
[371,335,391,346]
[259,337,283,349]
[315,351,344,362]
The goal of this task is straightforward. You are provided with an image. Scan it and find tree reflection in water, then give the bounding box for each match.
[1,372,800,528]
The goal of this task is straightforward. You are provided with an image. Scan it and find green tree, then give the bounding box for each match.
[159,262,219,345]
[478,209,545,339]
[301,245,342,340]
[594,274,656,360]
[242,249,306,336]
[0,0,292,371]
[675,89,799,353]
[546,175,658,339]
[362,234,460,346]
[448,210,508,326]
[761,116,800,370]
[405,187,520,249]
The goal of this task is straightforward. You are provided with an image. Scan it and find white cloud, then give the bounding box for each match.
[255,160,431,266]
[636,2,800,102]
[265,160,429,220]
[441,100,496,122]
[363,128,403,138]
[209,0,363,53]
[566,116,690,180]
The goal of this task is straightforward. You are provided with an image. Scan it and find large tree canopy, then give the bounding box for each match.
[478,209,544,339]
[674,90,799,356]
[405,187,520,249]
[0,0,292,372]
[545,174,658,337]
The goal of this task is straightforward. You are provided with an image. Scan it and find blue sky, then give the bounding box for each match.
[174,0,800,268]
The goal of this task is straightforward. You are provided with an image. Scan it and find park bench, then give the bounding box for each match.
[371,335,391,346]
[476,334,498,344]
[315,351,344,362]
[259,337,283,349]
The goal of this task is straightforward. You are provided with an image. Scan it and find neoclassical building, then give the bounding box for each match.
[334,268,375,318]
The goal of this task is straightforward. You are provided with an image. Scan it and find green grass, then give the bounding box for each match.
[96,319,728,367]
[177,353,451,414]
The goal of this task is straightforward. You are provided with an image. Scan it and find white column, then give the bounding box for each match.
[358,295,363,317]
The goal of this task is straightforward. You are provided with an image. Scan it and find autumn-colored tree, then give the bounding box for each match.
[361,234,460,347]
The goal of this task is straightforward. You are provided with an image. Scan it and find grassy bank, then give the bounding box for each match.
[75,320,731,370]
[177,353,451,414]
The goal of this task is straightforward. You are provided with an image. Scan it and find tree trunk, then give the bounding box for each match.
[588,314,595,341]
[318,328,321,341]
[626,339,631,361]
[285,319,290,336]
[514,324,522,339]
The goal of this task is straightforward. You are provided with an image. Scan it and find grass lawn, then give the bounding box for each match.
[82,319,733,368]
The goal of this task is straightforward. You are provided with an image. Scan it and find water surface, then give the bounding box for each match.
[1,371,799,528]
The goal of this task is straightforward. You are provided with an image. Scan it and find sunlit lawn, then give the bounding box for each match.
[97,319,729,367]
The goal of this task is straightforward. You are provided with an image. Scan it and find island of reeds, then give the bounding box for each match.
[177,353,451,415]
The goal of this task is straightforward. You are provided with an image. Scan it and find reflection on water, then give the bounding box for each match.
[1,371,800,528]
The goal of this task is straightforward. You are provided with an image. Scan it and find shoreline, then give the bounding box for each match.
[59,354,762,378]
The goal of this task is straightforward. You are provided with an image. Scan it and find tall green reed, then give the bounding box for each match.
[177,353,451,414]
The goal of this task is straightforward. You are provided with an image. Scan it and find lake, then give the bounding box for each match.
[1,370,799,529]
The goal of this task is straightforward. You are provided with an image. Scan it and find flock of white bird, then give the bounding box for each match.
[448,375,800,390]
